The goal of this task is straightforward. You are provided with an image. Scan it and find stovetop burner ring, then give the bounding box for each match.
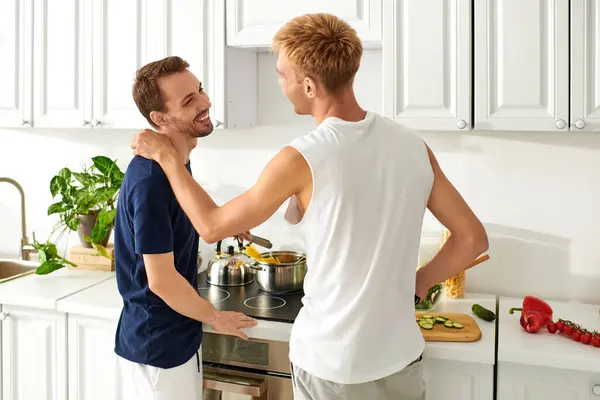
[243,296,287,310]
[197,287,231,304]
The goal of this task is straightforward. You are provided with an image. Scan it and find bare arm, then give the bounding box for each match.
[149,144,310,243]
[416,145,489,297]
[144,252,256,339]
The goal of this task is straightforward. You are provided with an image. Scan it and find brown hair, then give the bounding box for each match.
[132,56,190,128]
[272,13,363,93]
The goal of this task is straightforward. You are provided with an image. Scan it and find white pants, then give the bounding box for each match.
[117,348,203,400]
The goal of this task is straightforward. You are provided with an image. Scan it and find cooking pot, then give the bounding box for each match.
[245,251,307,294]
[206,239,254,287]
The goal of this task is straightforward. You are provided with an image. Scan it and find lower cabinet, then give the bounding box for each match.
[0,304,67,400]
[423,358,494,400]
[67,314,124,400]
[497,362,600,400]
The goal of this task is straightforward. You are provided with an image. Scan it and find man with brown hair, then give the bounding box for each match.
[130,14,487,400]
[113,55,256,400]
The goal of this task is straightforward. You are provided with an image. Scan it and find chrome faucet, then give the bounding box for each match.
[0,177,36,260]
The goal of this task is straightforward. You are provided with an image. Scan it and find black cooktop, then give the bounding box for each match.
[196,271,304,323]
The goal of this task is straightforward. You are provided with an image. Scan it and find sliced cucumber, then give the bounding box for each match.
[422,314,434,319]
[452,322,464,329]
[434,317,447,323]
[420,322,434,330]
[444,321,454,328]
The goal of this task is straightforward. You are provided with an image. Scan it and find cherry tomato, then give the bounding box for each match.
[580,333,592,345]
[563,325,573,335]
[591,335,600,348]
[571,331,581,342]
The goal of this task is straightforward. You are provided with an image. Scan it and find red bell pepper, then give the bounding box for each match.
[519,309,543,333]
[509,296,553,325]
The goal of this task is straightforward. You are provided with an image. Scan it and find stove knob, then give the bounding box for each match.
[592,384,600,396]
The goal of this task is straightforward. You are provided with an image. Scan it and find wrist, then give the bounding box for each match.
[206,307,220,326]
[157,146,178,166]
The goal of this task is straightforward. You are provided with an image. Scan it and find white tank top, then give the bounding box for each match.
[286,111,434,384]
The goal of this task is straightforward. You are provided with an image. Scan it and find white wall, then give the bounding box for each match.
[1,51,599,305]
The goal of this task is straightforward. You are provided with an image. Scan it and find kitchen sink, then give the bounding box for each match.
[0,259,37,283]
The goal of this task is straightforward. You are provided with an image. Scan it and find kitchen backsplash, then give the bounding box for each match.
[1,126,599,305]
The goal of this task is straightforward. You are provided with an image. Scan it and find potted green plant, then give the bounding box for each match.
[47,156,124,248]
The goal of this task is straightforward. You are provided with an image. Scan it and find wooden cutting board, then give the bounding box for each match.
[415,312,482,342]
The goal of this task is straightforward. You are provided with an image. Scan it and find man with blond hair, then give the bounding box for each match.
[113,56,256,400]
[130,14,488,400]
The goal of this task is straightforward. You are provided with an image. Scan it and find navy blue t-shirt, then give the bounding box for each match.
[113,156,202,369]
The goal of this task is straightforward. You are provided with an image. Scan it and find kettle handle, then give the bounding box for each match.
[215,240,222,255]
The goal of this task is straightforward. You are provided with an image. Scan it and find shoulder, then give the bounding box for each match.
[123,157,172,198]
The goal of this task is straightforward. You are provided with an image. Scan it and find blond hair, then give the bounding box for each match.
[272,13,363,93]
[132,56,190,128]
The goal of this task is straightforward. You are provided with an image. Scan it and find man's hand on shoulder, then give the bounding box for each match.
[131,128,177,164]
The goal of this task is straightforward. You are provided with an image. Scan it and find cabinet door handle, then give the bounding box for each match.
[214,120,222,128]
[91,119,101,127]
[21,119,30,126]
[83,120,91,126]
[0,312,11,321]
[456,119,467,129]
[555,119,567,129]
[592,384,600,396]
[575,119,586,129]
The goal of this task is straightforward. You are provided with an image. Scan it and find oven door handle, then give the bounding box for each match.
[203,368,268,398]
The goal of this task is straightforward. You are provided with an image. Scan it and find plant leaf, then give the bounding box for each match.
[92,156,116,177]
[94,244,113,260]
[66,215,80,231]
[47,202,64,215]
[38,250,47,263]
[36,261,65,275]
[59,167,72,182]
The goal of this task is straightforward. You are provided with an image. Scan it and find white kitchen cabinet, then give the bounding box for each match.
[497,362,600,400]
[570,0,600,132]
[382,0,471,131]
[423,359,494,400]
[226,0,382,48]
[15,0,216,129]
[68,314,124,400]
[474,0,570,131]
[32,0,90,128]
[0,305,67,400]
[0,0,33,128]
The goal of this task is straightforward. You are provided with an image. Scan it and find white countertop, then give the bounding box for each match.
[54,277,497,365]
[56,276,123,319]
[499,296,600,373]
[0,267,115,310]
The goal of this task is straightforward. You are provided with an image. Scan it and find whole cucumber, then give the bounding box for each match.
[472,304,496,322]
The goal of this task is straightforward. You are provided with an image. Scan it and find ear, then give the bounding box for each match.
[149,111,167,128]
[303,76,317,99]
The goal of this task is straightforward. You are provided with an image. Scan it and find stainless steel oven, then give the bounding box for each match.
[202,332,294,400]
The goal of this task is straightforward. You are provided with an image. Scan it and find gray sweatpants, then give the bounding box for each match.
[291,355,425,400]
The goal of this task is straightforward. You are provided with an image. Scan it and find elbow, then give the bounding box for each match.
[200,229,221,245]
[466,223,489,256]
[148,279,172,300]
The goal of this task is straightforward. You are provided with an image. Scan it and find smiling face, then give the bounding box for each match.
[153,70,213,138]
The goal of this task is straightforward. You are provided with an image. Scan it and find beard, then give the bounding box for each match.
[169,112,214,138]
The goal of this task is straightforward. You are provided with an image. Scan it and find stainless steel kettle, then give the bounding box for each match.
[206,238,254,287]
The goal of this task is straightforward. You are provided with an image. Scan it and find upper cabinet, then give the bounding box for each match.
[226,0,382,48]
[0,0,33,128]
[33,0,89,128]
[570,0,600,132]
[1,0,214,129]
[383,0,472,131]
[474,0,569,131]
